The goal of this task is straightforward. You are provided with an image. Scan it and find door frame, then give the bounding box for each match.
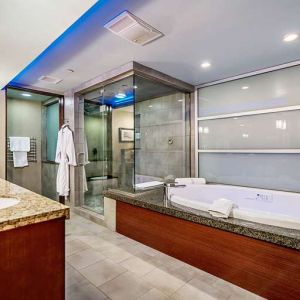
[5,86,65,203]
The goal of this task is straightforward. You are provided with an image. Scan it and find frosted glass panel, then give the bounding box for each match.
[46,102,59,161]
[198,65,300,117]
[198,153,300,192]
[198,110,300,150]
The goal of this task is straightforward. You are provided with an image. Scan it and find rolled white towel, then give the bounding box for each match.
[175,178,206,185]
[191,178,206,184]
[134,181,164,190]
[208,198,233,218]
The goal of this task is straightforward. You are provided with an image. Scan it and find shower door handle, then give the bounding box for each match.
[77,152,85,166]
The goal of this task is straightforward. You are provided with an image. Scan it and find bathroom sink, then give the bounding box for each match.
[0,197,20,209]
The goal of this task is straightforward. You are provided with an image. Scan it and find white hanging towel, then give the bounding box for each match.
[55,126,77,196]
[208,198,233,218]
[9,137,30,168]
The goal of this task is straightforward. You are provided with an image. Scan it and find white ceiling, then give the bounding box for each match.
[0,0,97,89]
[9,0,300,93]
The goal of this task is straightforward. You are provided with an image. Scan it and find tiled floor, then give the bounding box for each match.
[66,213,264,300]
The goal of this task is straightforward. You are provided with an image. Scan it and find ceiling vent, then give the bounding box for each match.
[104,11,163,46]
[38,75,62,84]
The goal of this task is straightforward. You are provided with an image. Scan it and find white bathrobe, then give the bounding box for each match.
[55,126,77,196]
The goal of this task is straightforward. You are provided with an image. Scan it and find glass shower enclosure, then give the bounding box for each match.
[79,73,191,215]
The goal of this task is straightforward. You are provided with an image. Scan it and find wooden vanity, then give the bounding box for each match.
[0,179,69,300]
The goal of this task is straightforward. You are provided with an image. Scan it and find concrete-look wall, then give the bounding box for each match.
[0,90,6,179]
[111,108,134,185]
[135,92,189,180]
[42,162,59,200]
[6,98,42,193]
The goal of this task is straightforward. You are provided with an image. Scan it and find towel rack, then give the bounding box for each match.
[6,137,37,163]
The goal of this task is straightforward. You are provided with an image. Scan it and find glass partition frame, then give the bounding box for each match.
[196,64,300,192]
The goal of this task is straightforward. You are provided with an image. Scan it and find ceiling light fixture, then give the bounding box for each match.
[242,86,249,90]
[283,33,298,42]
[201,61,211,69]
[115,92,126,99]
[21,93,31,97]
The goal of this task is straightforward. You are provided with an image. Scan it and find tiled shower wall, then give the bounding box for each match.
[135,92,189,180]
[42,163,59,200]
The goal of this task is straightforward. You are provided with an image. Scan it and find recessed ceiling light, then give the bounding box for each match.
[283,33,298,42]
[133,85,138,89]
[201,61,211,69]
[115,92,126,99]
[21,93,31,97]
[149,105,153,108]
[242,86,249,90]
[178,99,183,102]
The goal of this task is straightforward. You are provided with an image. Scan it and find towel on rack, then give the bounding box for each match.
[9,137,30,168]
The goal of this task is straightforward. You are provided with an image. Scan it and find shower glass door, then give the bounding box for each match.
[83,95,111,214]
[81,76,134,215]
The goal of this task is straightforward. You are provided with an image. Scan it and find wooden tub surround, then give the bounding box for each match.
[116,201,300,300]
[0,179,69,300]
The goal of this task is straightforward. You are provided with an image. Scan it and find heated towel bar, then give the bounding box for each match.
[6,137,37,163]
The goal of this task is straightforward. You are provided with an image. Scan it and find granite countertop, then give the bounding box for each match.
[0,179,69,232]
[104,187,300,251]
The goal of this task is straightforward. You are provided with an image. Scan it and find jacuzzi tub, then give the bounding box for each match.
[169,184,300,230]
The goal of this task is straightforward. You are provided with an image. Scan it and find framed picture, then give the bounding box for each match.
[119,128,134,142]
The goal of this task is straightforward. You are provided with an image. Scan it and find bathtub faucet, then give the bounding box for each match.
[163,182,186,205]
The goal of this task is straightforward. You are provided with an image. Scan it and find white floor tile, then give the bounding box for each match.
[143,268,186,296]
[137,288,170,300]
[67,248,106,270]
[79,259,126,287]
[100,271,152,300]
[120,256,156,276]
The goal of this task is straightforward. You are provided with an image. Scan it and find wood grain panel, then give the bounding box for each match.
[116,202,300,300]
[0,218,65,300]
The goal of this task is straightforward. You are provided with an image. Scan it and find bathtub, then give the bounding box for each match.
[169,184,300,230]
